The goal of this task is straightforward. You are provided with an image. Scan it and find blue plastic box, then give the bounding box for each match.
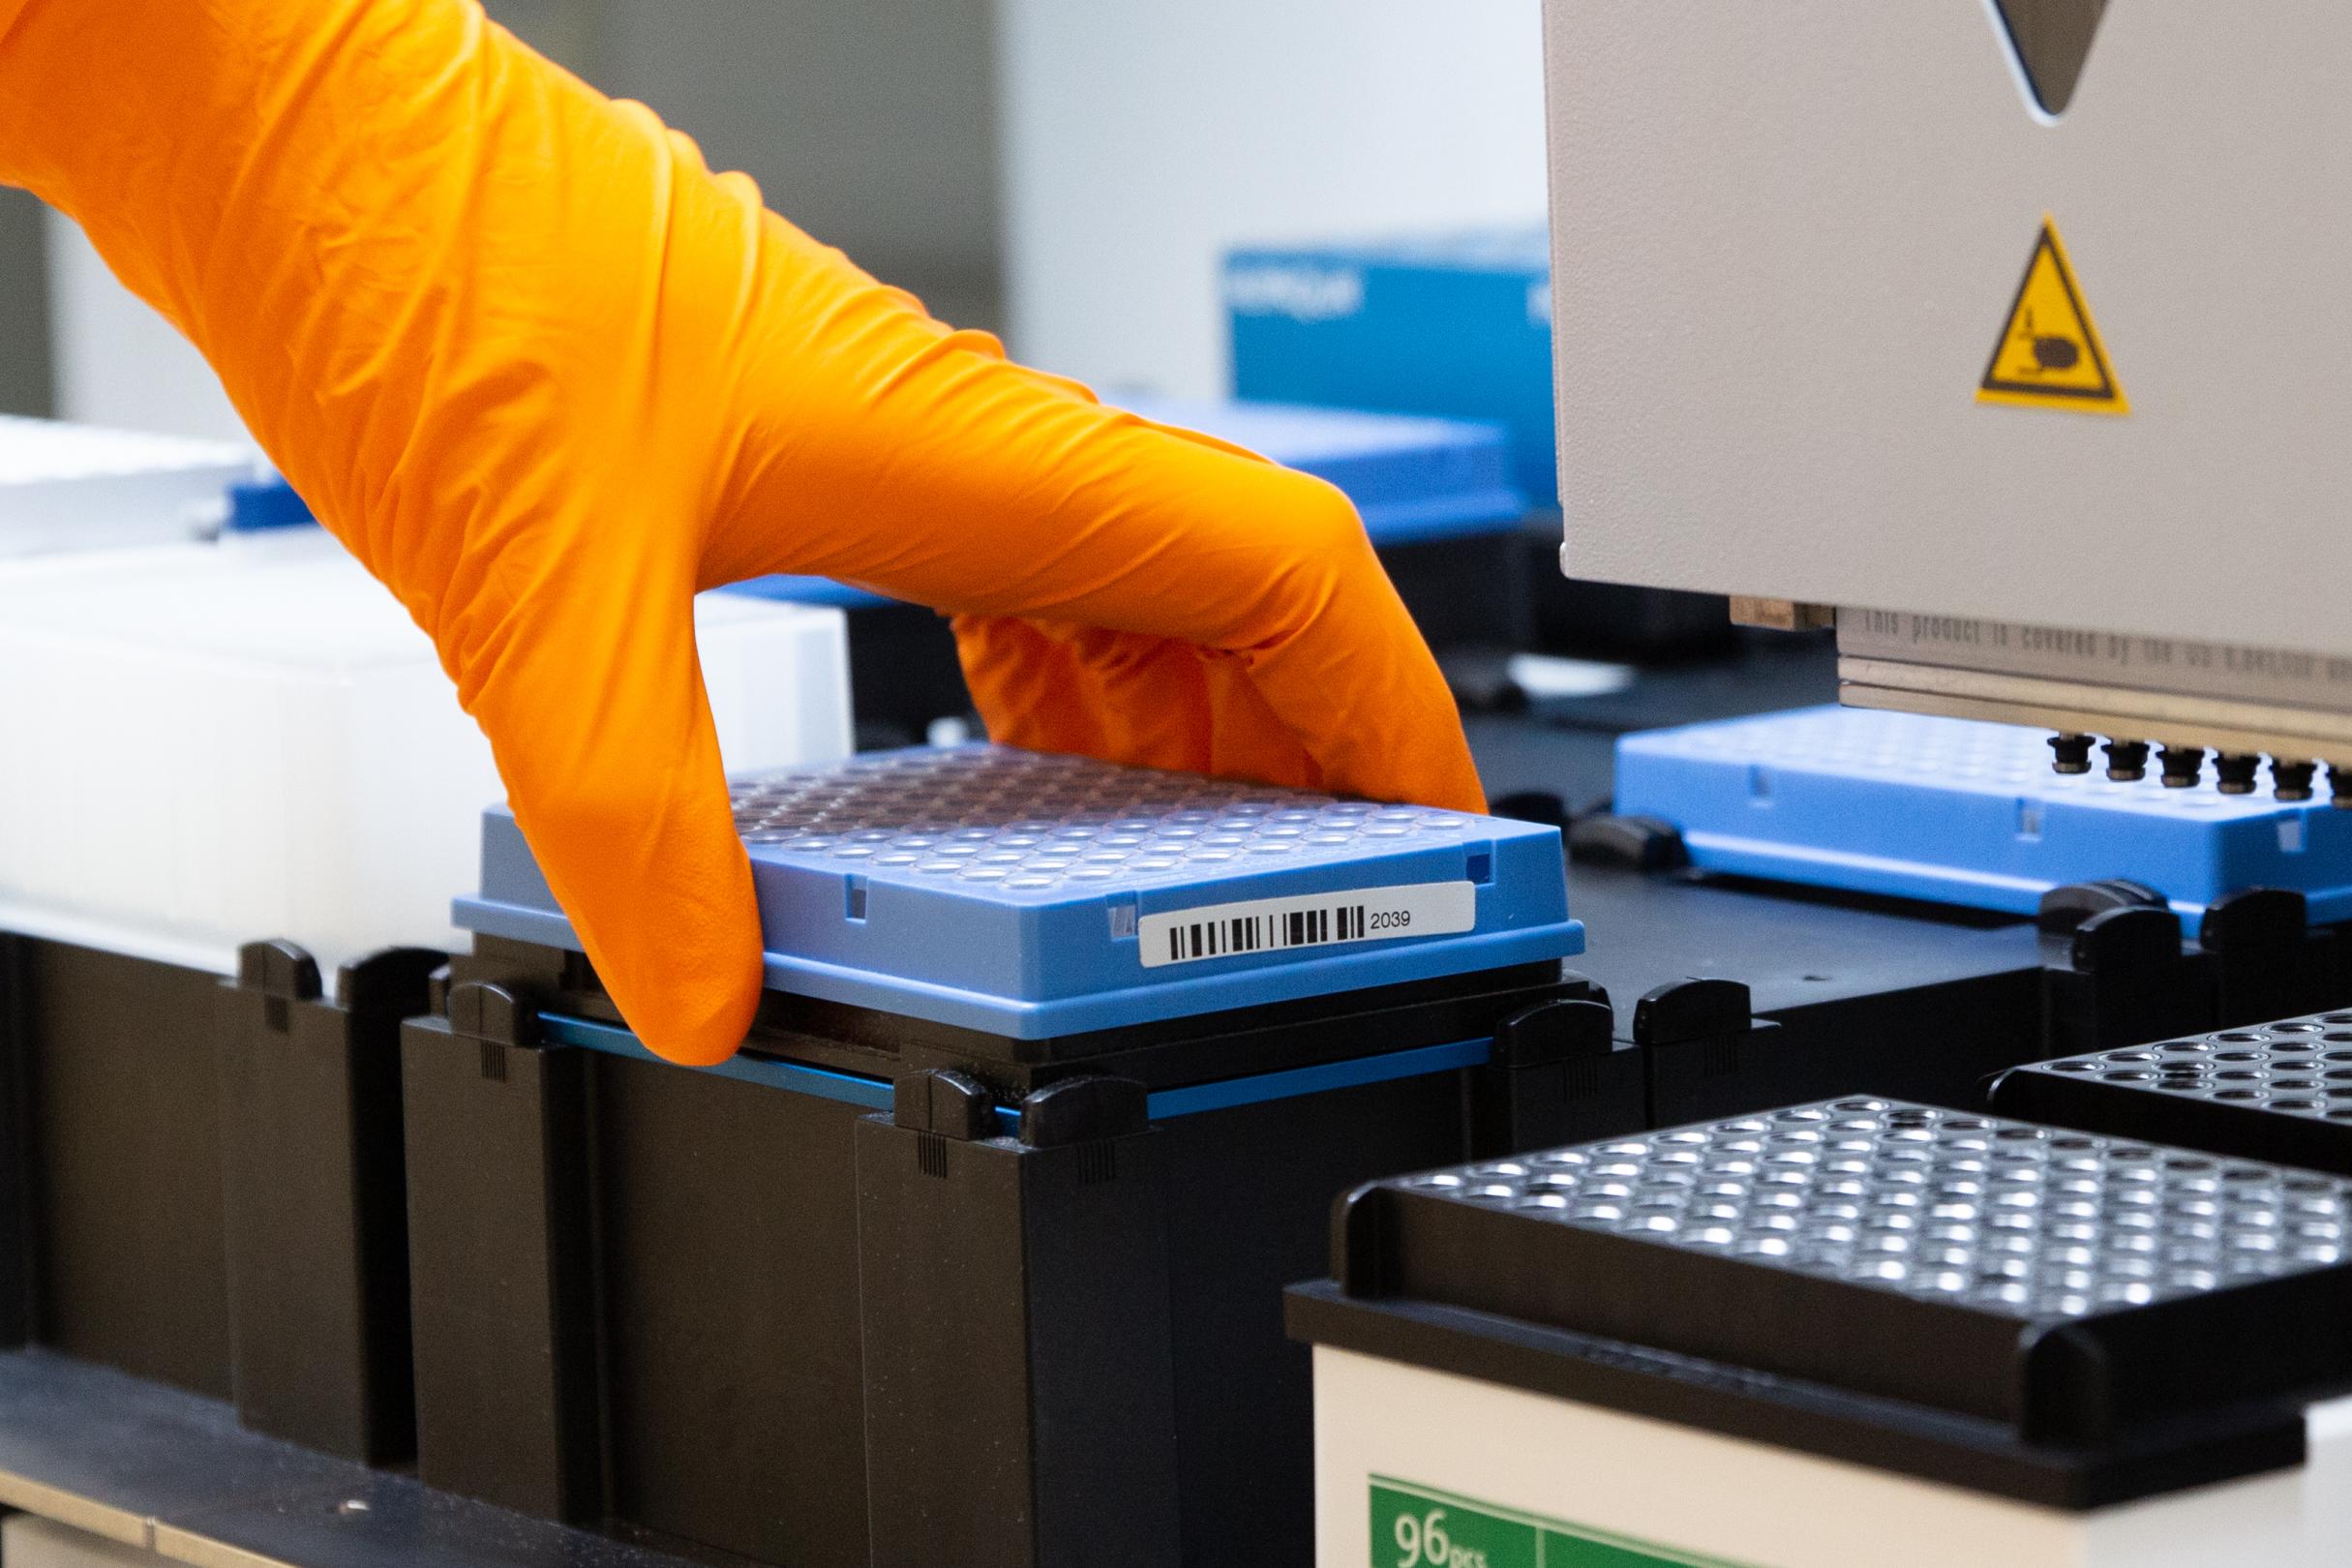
[726,392,1523,609]
[222,475,317,532]
[1615,706,2352,921]
[456,745,1580,1039]
[1224,227,1555,505]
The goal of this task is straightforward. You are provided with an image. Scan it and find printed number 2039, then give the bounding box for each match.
[1396,1509,1486,1568]
[1369,909,1412,932]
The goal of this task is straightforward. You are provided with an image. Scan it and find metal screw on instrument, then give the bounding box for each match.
[2214,754,2262,796]
[2273,760,2318,802]
[2102,739,2151,782]
[2158,745,2207,789]
[2047,733,2094,775]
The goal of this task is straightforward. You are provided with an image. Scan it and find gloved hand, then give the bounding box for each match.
[0,0,1486,1065]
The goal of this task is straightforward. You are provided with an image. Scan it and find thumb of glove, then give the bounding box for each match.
[457,541,763,1068]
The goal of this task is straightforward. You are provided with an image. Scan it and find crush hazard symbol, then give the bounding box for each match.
[1977,217,2128,414]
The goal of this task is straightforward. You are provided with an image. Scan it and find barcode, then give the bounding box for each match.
[1163,902,1367,964]
[1136,882,1476,970]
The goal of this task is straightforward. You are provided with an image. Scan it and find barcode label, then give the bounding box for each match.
[1137,882,1475,969]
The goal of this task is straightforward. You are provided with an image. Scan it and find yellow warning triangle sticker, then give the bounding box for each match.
[1977,217,2128,414]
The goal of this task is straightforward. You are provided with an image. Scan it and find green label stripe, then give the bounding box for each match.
[1370,1479,1759,1568]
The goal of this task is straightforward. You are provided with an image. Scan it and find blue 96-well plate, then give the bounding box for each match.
[455,745,1580,1039]
[1615,707,2352,922]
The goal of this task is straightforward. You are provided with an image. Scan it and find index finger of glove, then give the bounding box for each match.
[710,299,1485,814]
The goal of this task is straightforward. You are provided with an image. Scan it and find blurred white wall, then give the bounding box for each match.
[998,0,1550,397]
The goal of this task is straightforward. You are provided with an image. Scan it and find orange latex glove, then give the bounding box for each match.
[0,0,1485,1065]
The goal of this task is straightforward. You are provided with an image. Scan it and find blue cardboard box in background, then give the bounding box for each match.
[1224,227,1557,507]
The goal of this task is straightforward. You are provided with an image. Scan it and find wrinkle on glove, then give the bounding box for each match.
[0,0,1485,1065]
